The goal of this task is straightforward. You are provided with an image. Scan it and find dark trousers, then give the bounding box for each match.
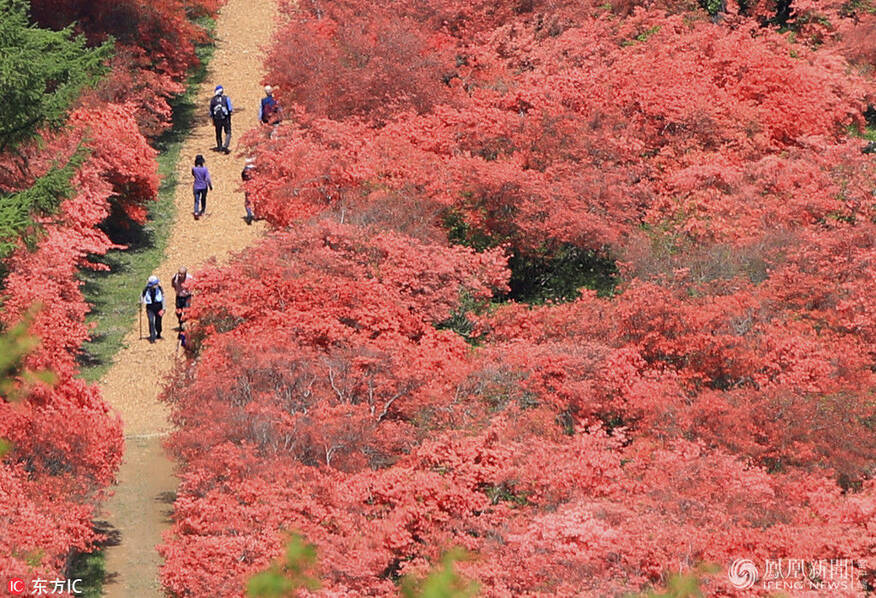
[146,307,163,341]
[193,188,208,214]
[175,295,191,324]
[214,118,231,149]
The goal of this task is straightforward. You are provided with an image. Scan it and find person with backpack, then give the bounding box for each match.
[241,157,256,224]
[142,275,165,343]
[210,85,233,153]
[192,154,213,219]
[259,85,281,125]
[171,266,193,326]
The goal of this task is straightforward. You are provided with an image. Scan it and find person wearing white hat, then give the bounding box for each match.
[209,85,233,153]
[141,275,165,343]
[259,85,281,125]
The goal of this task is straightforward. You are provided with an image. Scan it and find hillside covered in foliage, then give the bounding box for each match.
[159,0,876,595]
[1,0,874,594]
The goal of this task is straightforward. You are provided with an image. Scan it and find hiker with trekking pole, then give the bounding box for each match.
[141,275,165,344]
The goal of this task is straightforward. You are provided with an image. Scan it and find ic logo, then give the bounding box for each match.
[8,578,25,594]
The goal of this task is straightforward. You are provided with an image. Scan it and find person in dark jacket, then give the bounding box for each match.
[210,85,233,153]
[142,275,165,343]
[259,85,281,125]
[192,154,213,219]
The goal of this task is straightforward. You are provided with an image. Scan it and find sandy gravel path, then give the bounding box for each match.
[99,0,278,594]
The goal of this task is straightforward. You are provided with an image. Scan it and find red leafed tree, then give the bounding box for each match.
[265,4,457,122]
[0,104,160,585]
[159,222,511,594]
[161,0,876,594]
[247,7,871,273]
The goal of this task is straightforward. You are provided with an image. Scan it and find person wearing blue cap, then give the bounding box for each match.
[209,85,233,154]
[141,275,165,343]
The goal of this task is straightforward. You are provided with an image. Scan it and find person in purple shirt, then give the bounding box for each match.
[192,154,213,219]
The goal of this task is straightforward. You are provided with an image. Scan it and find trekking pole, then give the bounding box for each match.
[139,300,143,340]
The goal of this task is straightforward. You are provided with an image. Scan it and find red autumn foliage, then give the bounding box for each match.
[0,110,146,588]
[155,0,876,594]
[250,7,872,267]
[266,5,456,121]
[1,2,223,591]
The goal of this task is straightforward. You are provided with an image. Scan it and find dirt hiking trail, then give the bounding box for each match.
[99,0,278,595]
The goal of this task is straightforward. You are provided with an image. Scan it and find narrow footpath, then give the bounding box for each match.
[99,0,278,594]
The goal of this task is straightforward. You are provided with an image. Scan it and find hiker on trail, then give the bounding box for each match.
[242,157,256,224]
[192,154,212,219]
[177,322,187,352]
[210,85,233,153]
[142,275,165,343]
[171,267,193,326]
[259,85,281,125]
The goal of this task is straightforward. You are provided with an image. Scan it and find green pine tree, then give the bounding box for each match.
[0,0,111,152]
[0,307,56,458]
[0,0,112,274]
[0,151,84,268]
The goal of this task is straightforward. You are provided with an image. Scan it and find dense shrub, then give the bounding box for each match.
[160,0,876,594]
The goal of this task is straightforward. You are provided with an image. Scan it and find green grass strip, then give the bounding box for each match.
[67,548,106,598]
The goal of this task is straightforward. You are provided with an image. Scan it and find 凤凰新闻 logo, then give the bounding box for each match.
[728,559,758,590]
